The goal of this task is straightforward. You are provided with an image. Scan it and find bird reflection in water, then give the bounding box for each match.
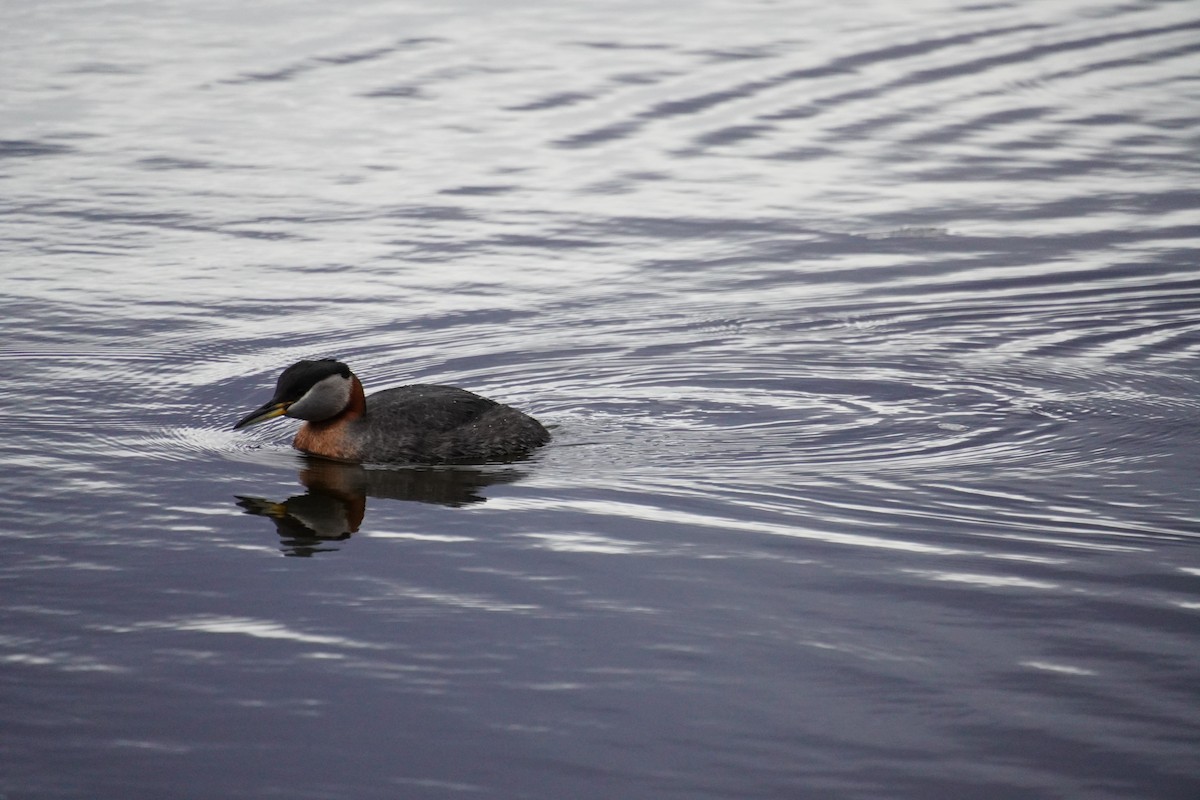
[236,457,525,556]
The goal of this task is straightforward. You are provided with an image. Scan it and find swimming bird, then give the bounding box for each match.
[233,359,550,464]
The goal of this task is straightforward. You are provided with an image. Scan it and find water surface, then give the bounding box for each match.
[2,0,1199,797]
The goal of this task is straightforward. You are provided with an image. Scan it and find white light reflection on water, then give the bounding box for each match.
[497,497,969,555]
[98,616,384,649]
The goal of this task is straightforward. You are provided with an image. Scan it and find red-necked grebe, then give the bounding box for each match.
[233,359,549,464]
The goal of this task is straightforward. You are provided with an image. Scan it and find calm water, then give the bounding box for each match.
[3,0,1199,797]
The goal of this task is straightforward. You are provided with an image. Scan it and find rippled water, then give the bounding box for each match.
[3,0,1199,797]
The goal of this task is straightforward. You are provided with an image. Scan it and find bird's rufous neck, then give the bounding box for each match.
[344,374,366,420]
[292,374,366,461]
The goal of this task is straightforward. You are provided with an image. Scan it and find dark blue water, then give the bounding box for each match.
[2,1,1199,798]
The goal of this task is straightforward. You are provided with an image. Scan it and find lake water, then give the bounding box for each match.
[2,0,1199,797]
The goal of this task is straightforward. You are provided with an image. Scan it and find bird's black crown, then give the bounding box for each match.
[274,359,351,401]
